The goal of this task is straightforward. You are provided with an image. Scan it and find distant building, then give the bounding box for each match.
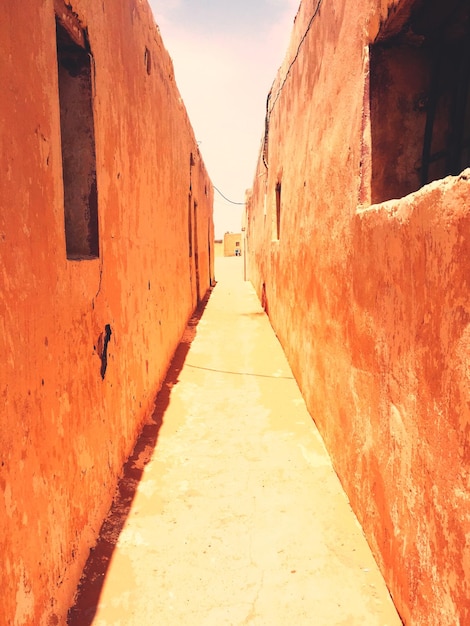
[224,232,242,256]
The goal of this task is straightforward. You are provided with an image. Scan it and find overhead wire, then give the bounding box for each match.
[186,362,295,380]
[213,185,246,205]
[216,2,326,192]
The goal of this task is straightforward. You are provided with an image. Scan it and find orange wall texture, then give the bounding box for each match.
[0,1,213,624]
[246,0,470,624]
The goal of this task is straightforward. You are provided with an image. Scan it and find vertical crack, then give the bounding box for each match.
[98,324,112,380]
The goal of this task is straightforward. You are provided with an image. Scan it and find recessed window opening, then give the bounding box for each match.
[144,47,152,75]
[193,200,201,301]
[273,181,281,240]
[56,15,99,260]
[188,194,193,258]
[369,0,470,204]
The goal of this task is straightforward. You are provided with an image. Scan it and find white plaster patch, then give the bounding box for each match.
[454,487,470,503]
[298,443,329,468]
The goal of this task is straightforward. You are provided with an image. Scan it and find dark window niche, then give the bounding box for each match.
[56,16,99,260]
[144,47,152,75]
[370,0,470,204]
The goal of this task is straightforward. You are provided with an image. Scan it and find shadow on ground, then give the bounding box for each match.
[67,289,213,626]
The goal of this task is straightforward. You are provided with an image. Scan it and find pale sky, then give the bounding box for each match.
[148,0,299,238]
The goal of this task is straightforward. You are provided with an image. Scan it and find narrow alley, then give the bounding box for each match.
[68,257,402,626]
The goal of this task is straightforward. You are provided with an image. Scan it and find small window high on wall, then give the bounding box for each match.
[273,182,281,241]
[369,0,470,204]
[56,11,99,259]
[188,193,193,258]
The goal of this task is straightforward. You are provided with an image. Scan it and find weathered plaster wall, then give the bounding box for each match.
[352,174,470,625]
[0,2,213,624]
[246,0,470,624]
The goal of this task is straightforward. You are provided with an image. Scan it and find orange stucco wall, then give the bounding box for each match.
[246,0,470,624]
[0,1,213,624]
